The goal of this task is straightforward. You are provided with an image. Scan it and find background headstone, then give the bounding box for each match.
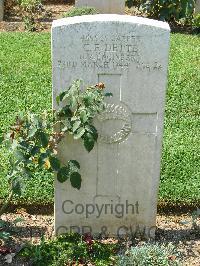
[195,0,200,13]
[52,15,170,238]
[75,0,124,14]
[0,0,4,21]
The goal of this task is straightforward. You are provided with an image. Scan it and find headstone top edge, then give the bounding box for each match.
[52,14,170,31]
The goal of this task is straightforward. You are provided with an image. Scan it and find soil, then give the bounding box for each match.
[0,210,199,265]
[0,1,75,32]
[0,1,197,34]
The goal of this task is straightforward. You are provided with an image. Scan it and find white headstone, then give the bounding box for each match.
[52,15,170,238]
[75,0,124,14]
[0,0,4,21]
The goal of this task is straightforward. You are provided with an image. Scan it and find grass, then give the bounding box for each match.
[0,32,199,205]
[160,33,200,204]
[0,33,54,204]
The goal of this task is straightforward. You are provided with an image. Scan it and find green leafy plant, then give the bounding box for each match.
[20,233,118,266]
[0,80,111,216]
[117,243,181,266]
[192,12,200,28]
[126,0,141,8]
[0,217,24,245]
[140,0,195,22]
[63,7,98,18]
[16,0,51,31]
[22,16,35,31]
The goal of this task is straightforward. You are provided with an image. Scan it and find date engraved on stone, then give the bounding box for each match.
[97,103,132,144]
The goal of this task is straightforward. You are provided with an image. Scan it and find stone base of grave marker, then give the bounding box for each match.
[52,15,170,238]
[75,0,124,14]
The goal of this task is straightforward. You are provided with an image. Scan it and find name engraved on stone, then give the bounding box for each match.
[97,103,132,144]
[56,34,163,72]
[80,37,140,70]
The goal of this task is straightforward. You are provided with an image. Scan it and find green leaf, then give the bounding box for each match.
[19,141,29,150]
[38,152,48,166]
[61,126,68,132]
[85,125,98,141]
[49,156,61,171]
[0,231,10,240]
[104,92,113,97]
[70,96,77,109]
[59,105,72,117]
[32,115,41,129]
[28,127,37,138]
[0,134,3,145]
[84,133,95,152]
[0,220,7,228]
[14,150,26,161]
[31,146,40,156]
[11,139,18,150]
[80,110,88,123]
[62,92,70,102]
[74,127,85,139]
[72,120,81,132]
[39,131,49,148]
[70,172,82,190]
[61,119,72,132]
[71,116,79,121]
[57,166,70,183]
[56,91,67,105]
[68,160,80,171]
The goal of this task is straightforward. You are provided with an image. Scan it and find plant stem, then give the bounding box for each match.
[0,190,14,216]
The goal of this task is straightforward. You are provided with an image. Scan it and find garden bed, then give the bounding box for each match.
[1,1,74,32]
[0,211,199,265]
[0,1,197,33]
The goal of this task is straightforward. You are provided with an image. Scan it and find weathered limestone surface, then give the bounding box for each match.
[52,15,170,237]
[75,0,124,14]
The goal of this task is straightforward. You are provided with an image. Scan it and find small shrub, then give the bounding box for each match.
[192,12,200,28]
[117,243,181,266]
[4,0,16,17]
[0,217,24,245]
[63,7,98,18]
[140,0,195,22]
[17,0,51,31]
[22,15,36,31]
[0,80,111,215]
[20,233,118,266]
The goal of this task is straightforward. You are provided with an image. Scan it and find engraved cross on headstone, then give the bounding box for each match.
[95,74,158,201]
